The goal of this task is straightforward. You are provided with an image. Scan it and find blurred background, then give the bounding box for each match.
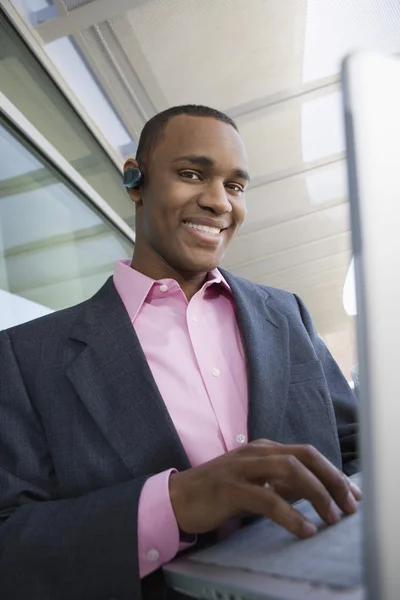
[1,0,400,381]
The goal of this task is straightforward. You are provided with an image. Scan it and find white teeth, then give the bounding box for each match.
[184,221,221,235]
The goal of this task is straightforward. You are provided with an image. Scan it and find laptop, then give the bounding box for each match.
[163,52,400,600]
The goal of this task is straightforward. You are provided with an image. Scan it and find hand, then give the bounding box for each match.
[169,439,361,539]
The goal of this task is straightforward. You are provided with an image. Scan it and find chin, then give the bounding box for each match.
[175,255,220,274]
[168,244,224,273]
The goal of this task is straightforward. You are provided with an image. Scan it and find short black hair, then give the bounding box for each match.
[136,104,238,167]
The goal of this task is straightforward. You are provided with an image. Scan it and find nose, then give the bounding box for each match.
[197,181,232,214]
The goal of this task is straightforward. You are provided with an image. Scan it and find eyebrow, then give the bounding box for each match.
[171,154,251,182]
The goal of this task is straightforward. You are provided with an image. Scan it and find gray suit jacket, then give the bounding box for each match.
[0,271,358,600]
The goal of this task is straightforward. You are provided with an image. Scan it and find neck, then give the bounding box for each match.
[131,250,209,301]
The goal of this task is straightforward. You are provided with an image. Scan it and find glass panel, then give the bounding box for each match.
[0,117,133,328]
[0,11,135,229]
[44,35,135,154]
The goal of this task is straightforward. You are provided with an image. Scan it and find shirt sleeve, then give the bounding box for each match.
[138,469,196,578]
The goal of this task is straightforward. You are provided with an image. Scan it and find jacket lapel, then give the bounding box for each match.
[66,277,190,476]
[221,271,291,443]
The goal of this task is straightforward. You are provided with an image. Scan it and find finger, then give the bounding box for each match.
[241,455,343,526]
[237,483,317,539]
[263,455,344,526]
[349,480,362,500]
[278,445,358,516]
[249,439,282,449]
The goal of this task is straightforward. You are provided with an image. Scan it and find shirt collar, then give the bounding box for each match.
[113,259,231,324]
[205,268,231,292]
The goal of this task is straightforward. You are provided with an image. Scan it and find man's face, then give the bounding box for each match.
[133,115,249,274]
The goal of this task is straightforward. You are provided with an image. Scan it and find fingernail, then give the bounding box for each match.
[351,484,362,499]
[346,491,358,513]
[302,521,317,537]
[327,501,341,525]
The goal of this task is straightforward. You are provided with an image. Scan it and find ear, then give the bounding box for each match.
[123,158,142,205]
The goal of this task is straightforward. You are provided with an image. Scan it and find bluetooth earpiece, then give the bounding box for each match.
[123,167,143,189]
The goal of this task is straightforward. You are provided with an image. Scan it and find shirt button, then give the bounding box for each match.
[192,316,198,322]
[147,548,160,562]
[236,434,246,444]
[159,284,168,292]
[212,367,220,377]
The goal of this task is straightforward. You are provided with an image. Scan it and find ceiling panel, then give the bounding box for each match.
[302,288,346,320]
[242,160,347,235]
[63,0,92,9]
[224,203,350,269]
[261,250,351,289]
[283,268,348,298]
[109,0,308,109]
[303,0,400,82]
[229,231,352,281]
[236,86,344,179]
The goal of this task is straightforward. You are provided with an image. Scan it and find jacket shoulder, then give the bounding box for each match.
[3,300,87,344]
[228,272,301,315]
[3,277,114,344]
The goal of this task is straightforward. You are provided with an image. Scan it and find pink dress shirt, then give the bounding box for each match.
[113,259,248,578]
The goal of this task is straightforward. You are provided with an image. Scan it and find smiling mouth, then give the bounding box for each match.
[182,221,223,235]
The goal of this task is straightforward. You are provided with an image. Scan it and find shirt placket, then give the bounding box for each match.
[186,293,246,452]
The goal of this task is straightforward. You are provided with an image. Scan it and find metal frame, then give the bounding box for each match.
[70,22,159,141]
[1,0,125,171]
[47,0,167,140]
[0,91,136,245]
[35,0,153,43]
[226,73,341,120]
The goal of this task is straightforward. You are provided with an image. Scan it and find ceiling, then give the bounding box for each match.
[3,0,400,374]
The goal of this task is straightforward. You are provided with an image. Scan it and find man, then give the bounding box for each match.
[0,105,359,600]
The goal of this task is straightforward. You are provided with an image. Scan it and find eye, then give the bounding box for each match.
[179,170,201,180]
[226,183,245,193]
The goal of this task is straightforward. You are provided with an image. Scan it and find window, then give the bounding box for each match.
[0,116,133,328]
[0,10,135,228]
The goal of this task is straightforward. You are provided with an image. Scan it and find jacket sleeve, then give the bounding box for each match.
[294,296,359,476]
[0,329,146,600]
